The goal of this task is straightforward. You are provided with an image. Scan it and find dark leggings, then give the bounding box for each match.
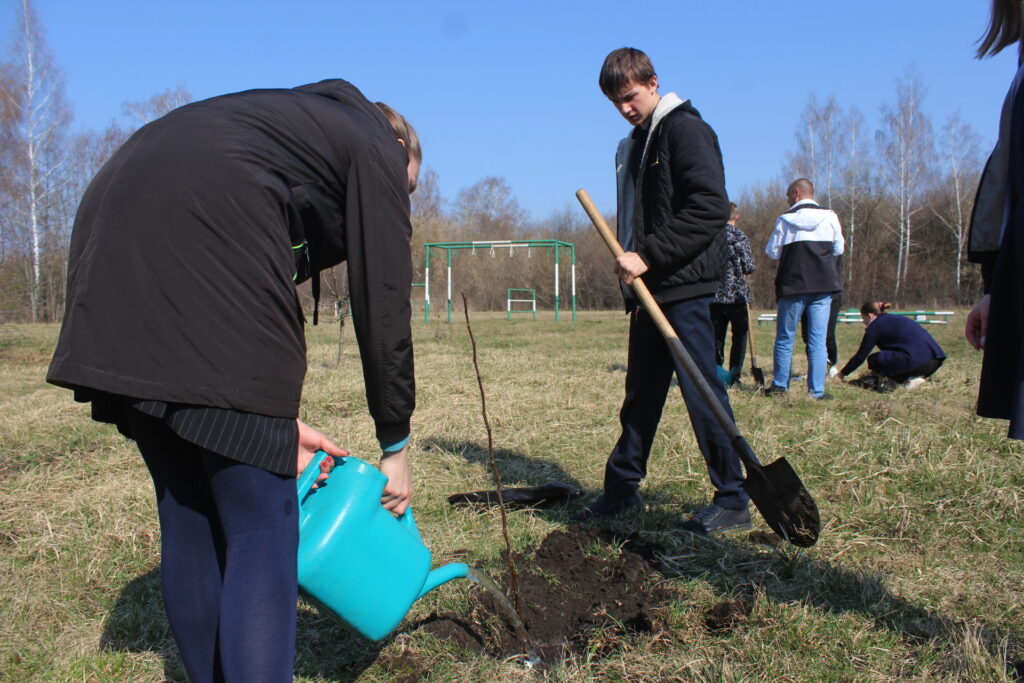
[125,409,298,683]
[867,355,944,384]
[710,301,749,370]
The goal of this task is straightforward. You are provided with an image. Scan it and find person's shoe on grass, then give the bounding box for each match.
[681,503,752,535]
[573,490,642,522]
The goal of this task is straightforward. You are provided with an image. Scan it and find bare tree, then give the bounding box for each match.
[788,94,841,207]
[837,105,872,289]
[121,85,192,127]
[931,113,983,300]
[454,176,524,239]
[2,0,71,321]
[876,68,935,298]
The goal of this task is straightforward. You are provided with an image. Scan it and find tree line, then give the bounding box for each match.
[0,0,988,324]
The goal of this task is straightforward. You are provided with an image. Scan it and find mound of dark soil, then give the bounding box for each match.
[704,598,753,632]
[419,527,670,662]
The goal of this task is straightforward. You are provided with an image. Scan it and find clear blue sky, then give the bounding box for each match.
[3,1,1018,221]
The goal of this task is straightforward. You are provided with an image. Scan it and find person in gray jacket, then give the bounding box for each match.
[764,178,844,400]
[710,203,755,387]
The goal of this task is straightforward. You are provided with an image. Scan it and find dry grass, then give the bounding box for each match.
[1,310,1022,681]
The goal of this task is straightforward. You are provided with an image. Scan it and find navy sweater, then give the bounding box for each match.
[840,314,946,378]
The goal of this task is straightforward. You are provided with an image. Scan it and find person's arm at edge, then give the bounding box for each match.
[344,136,415,514]
[765,218,784,260]
[832,213,845,255]
[738,230,756,275]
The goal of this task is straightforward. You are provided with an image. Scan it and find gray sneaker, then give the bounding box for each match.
[681,503,753,535]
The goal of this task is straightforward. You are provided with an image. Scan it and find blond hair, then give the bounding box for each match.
[374,102,421,163]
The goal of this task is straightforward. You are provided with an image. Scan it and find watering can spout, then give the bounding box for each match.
[418,562,470,599]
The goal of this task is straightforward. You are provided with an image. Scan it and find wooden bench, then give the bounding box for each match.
[758,310,955,325]
[835,309,955,324]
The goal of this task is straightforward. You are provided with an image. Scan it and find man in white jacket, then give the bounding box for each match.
[764,178,844,399]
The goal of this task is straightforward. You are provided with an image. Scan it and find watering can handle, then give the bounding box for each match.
[297,451,424,534]
[399,506,422,541]
[296,449,333,496]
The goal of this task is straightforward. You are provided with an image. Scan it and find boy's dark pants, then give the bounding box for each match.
[604,295,749,511]
[710,301,749,370]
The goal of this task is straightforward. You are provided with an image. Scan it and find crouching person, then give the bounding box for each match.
[837,301,946,390]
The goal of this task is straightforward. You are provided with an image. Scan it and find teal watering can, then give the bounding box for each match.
[296,451,469,641]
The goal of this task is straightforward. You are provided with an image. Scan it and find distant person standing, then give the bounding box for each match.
[710,203,755,387]
[837,301,946,388]
[764,178,844,399]
[965,0,1024,439]
[577,47,751,537]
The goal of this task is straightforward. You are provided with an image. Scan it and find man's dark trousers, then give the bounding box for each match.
[710,301,749,371]
[604,295,749,511]
[802,293,842,366]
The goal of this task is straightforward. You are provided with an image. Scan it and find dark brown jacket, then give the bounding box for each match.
[47,79,415,445]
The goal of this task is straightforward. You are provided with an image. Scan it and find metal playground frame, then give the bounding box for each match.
[422,240,577,323]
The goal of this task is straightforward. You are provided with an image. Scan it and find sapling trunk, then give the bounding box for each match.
[461,293,527,626]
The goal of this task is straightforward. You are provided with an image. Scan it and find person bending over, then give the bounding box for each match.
[47,80,421,683]
[837,301,946,389]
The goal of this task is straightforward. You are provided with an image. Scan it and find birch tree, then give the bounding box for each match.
[788,94,841,207]
[876,69,934,298]
[932,113,982,300]
[837,105,871,289]
[3,0,71,321]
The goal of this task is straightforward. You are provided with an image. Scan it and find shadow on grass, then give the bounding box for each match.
[422,436,589,496]
[420,436,693,528]
[99,569,385,682]
[587,500,1020,672]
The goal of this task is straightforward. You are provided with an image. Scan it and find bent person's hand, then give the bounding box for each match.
[379,445,412,515]
[296,419,347,487]
[965,294,990,351]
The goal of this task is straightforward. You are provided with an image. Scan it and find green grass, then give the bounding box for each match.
[1,311,1022,681]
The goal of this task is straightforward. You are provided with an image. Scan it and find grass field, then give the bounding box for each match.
[1,309,1022,682]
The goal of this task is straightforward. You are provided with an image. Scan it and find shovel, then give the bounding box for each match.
[576,189,820,547]
[746,301,766,387]
[448,481,583,507]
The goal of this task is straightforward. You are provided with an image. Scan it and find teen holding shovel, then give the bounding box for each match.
[47,80,420,683]
[575,48,751,536]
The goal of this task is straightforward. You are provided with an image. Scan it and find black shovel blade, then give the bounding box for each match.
[742,457,820,547]
[448,481,583,508]
[750,365,766,387]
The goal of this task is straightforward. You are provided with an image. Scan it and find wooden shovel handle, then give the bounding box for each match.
[575,189,744,445]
